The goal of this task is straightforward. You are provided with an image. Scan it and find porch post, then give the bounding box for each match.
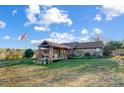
[62,48,63,58]
[49,45,53,63]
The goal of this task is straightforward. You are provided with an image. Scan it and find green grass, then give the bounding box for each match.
[45,58,118,70]
[0,58,35,68]
[0,58,119,72]
[71,56,98,59]
[0,58,124,87]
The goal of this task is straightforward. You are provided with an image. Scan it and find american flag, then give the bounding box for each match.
[19,32,27,40]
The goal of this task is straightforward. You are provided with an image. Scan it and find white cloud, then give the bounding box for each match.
[25,6,72,31]
[102,5,124,21]
[40,7,72,26]
[30,32,76,45]
[41,5,53,11]
[34,26,50,31]
[3,35,10,40]
[18,36,21,40]
[49,32,76,43]
[81,28,88,35]
[0,21,6,29]
[80,28,102,42]
[90,29,103,42]
[93,28,103,34]
[94,14,102,21]
[71,29,76,32]
[30,28,103,45]
[25,5,40,25]
[12,9,17,16]
[25,6,72,26]
[79,36,90,42]
[30,40,43,45]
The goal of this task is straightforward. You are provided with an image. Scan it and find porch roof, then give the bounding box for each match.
[39,40,71,49]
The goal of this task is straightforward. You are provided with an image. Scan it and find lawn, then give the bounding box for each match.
[0,58,124,87]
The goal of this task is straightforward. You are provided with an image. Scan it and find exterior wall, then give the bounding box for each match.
[37,47,70,60]
[53,48,70,59]
[73,48,103,56]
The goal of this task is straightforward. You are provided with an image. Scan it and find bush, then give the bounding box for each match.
[67,54,75,59]
[23,49,34,58]
[103,45,112,56]
[85,52,91,56]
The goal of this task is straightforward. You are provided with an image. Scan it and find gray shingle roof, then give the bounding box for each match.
[39,41,104,49]
[62,42,79,48]
[63,41,104,49]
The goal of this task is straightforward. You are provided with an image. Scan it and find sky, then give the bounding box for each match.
[0,5,124,49]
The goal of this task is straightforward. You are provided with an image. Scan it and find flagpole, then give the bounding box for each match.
[25,37,26,49]
[25,32,28,50]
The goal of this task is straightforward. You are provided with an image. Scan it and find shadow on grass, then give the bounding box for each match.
[0,58,35,68]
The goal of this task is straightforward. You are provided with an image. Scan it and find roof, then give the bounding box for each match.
[39,41,104,49]
[62,42,79,48]
[63,41,104,49]
[39,41,71,49]
[76,41,104,49]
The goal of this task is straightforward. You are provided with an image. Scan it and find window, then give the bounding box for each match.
[96,48,100,52]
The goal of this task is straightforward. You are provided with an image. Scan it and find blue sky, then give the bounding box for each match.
[0,5,124,49]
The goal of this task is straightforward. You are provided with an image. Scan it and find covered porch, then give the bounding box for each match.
[36,41,71,64]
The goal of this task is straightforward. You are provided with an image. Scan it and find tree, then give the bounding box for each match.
[5,48,11,60]
[103,41,123,56]
[108,41,123,50]
[89,32,102,42]
[23,49,34,58]
[103,45,112,56]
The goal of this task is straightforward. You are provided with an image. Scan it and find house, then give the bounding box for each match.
[37,40,104,61]
[37,40,71,61]
[63,41,104,56]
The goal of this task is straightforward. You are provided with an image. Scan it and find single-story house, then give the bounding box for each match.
[63,41,104,56]
[37,41,104,61]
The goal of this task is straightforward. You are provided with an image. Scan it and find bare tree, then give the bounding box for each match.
[89,33,102,42]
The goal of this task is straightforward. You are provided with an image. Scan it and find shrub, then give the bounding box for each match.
[23,49,34,58]
[67,54,75,59]
[85,52,91,56]
[103,45,112,56]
